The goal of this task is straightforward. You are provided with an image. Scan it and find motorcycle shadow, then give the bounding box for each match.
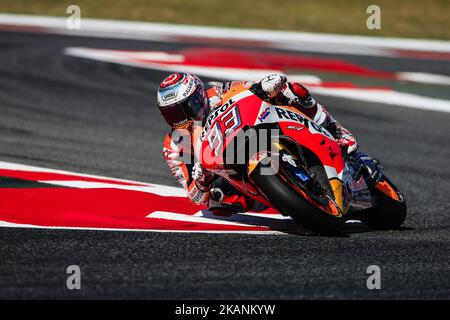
[200,210,412,237]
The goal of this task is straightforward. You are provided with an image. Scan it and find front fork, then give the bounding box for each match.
[343,151,404,211]
[345,151,383,187]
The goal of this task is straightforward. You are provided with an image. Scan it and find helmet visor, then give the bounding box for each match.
[186,85,209,121]
[159,102,189,127]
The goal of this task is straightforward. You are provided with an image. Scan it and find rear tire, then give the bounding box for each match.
[251,163,344,235]
[362,177,407,229]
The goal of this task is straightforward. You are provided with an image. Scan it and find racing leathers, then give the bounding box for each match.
[162,74,358,213]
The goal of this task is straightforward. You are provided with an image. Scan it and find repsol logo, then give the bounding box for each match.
[274,107,332,138]
[201,98,236,139]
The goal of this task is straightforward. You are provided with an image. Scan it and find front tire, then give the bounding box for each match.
[362,177,407,229]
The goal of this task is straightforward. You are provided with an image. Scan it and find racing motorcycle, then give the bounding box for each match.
[196,84,407,235]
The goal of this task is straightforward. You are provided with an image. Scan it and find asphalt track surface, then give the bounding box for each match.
[0,30,450,299]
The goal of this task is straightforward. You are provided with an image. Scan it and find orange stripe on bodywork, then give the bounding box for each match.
[220,82,251,102]
[375,180,400,201]
[329,178,344,212]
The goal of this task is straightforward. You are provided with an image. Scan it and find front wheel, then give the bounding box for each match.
[251,162,344,235]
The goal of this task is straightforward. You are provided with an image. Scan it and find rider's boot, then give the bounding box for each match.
[208,188,267,217]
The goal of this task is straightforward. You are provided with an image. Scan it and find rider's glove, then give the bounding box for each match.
[192,162,212,191]
[337,131,358,155]
[326,122,358,155]
[259,74,288,99]
[280,83,317,108]
[206,82,223,109]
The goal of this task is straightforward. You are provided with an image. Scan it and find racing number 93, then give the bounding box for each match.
[208,105,241,156]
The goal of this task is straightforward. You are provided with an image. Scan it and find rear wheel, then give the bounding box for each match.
[361,177,407,229]
[251,161,344,235]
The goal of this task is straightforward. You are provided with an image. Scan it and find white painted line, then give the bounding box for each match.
[148,211,260,227]
[1,14,450,56]
[0,161,189,197]
[65,47,450,113]
[107,51,185,62]
[280,74,322,85]
[0,161,150,186]
[0,161,193,197]
[66,47,324,84]
[0,220,287,235]
[277,42,392,57]
[66,47,450,87]
[309,87,450,113]
[396,72,450,86]
[64,47,281,81]
[39,180,186,197]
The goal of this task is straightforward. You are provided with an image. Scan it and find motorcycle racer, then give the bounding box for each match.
[157,72,380,214]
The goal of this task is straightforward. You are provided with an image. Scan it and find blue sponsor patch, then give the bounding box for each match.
[257,107,271,122]
[294,171,311,182]
[288,166,311,182]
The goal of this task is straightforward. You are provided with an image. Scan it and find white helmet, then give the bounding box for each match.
[157,73,210,127]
